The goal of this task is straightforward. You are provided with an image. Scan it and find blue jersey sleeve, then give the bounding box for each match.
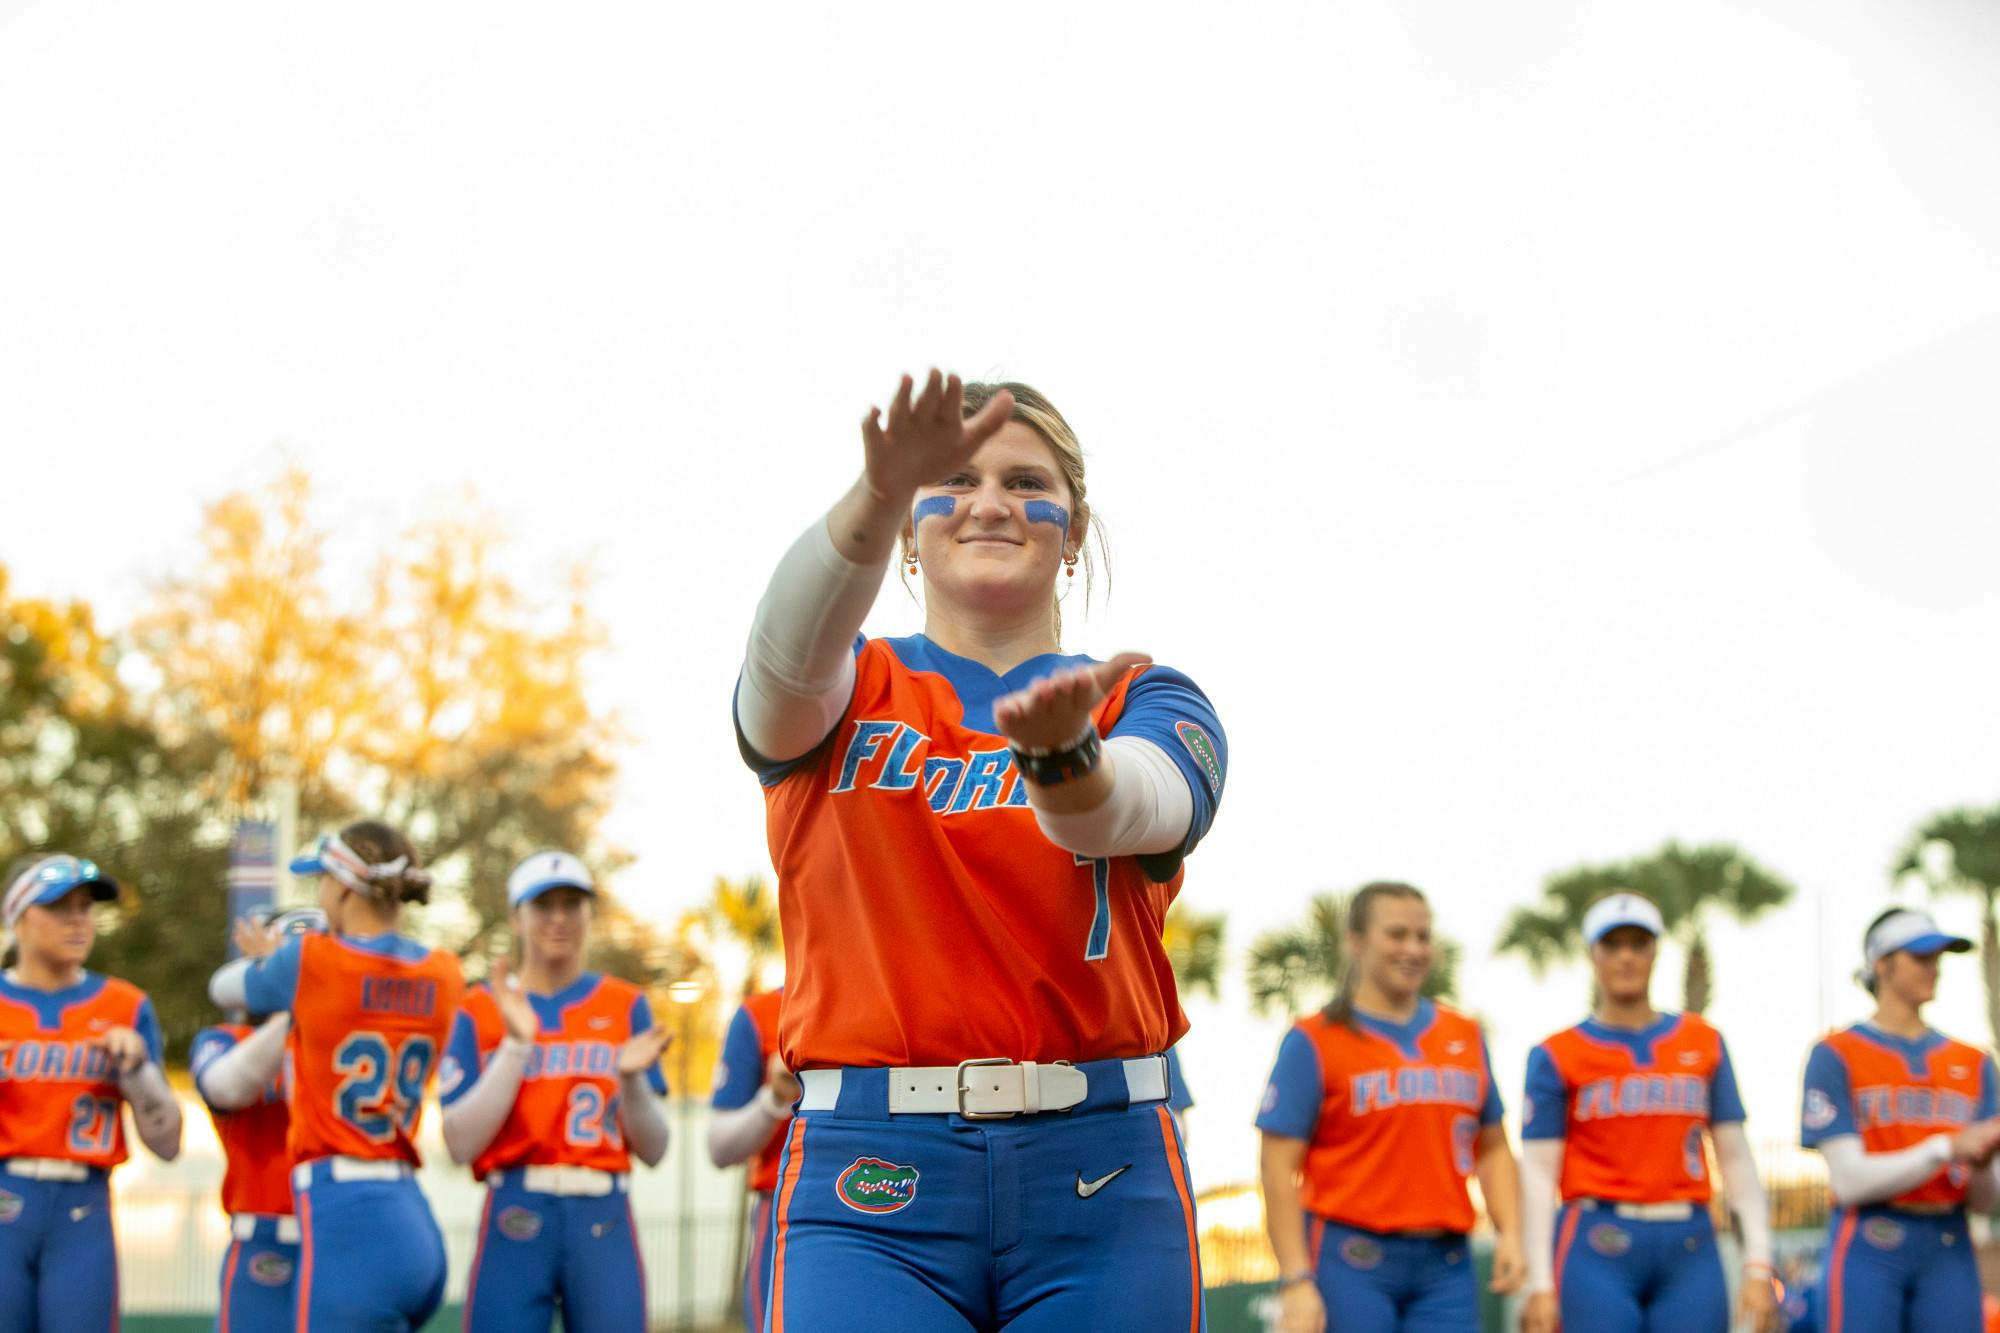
[1254,1028,1323,1141]
[629,992,670,1096]
[242,935,305,1016]
[1801,1042,1857,1147]
[1521,1045,1569,1141]
[734,636,867,787]
[132,997,165,1066]
[1981,1057,1999,1121]
[712,1004,767,1110]
[1165,1046,1195,1112]
[437,1007,483,1109]
[188,1026,240,1109]
[1479,1036,1505,1127]
[1710,1037,1746,1125]
[1106,665,1226,881]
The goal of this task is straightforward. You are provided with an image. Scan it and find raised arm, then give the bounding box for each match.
[737,372,1016,763]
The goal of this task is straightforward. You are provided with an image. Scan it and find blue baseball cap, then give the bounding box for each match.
[508,851,595,909]
[4,855,120,928]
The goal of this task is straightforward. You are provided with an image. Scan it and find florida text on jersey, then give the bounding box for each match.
[1801,1024,1998,1207]
[0,971,164,1167]
[741,634,1227,1069]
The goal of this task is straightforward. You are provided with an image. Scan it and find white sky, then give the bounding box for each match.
[6,0,2000,1196]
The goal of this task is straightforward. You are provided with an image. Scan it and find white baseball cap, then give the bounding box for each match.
[507,851,595,909]
[1864,909,1972,968]
[1583,892,1665,945]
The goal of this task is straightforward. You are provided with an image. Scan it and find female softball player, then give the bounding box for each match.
[707,984,791,1329]
[0,853,183,1333]
[1519,892,1777,1333]
[210,820,465,1331]
[191,905,327,1333]
[735,371,1226,1331]
[1256,881,1524,1333]
[1799,907,2000,1333]
[439,850,672,1333]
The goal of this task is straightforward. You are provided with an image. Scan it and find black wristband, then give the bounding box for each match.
[1009,727,1103,787]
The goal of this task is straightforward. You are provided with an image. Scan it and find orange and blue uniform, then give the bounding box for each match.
[1523,1012,1745,1332]
[741,634,1226,1331]
[713,987,787,1323]
[191,1022,298,1332]
[1801,1024,1997,1332]
[243,931,464,1331]
[441,972,667,1332]
[0,971,162,1333]
[1257,999,1502,1331]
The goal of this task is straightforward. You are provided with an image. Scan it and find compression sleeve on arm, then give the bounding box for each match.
[1521,1138,1564,1294]
[1027,736,1194,859]
[119,1062,184,1161]
[1817,1132,1954,1207]
[1711,1122,1773,1268]
[195,1016,290,1112]
[439,1038,530,1165]
[736,516,880,763]
[708,1086,792,1168]
[619,1071,671,1167]
[208,958,252,1012]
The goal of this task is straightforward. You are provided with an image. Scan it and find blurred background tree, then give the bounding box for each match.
[1164,903,1227,1002]
[1496,840,1794,1013]
[1895,805,2000,1048]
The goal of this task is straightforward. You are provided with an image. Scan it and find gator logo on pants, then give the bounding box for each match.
[836,1157,920,1214]
[248,1253,295,1286]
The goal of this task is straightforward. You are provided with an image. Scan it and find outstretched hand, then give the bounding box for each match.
[860,370,1015,505]
[992,652,1151,753]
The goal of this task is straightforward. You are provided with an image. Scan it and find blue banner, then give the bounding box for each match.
[226,820,277,957]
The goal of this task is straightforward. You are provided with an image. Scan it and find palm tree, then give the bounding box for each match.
[1246,891,1461,1019]
[1163,904,1226,1001]
[1496,841,1794,1013]
[692,874,782,998]
[1894,805,2000,1049]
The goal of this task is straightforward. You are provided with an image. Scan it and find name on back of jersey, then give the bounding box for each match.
[1573,1073,1710,1121]
[833,721,1031,814]
[361,976,439,1018]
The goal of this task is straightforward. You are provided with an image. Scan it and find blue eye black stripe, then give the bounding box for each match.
[1025,500,1069,529]
[913,496,955,525]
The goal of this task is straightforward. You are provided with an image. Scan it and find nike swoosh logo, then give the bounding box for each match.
[1076,1165,1132,1198]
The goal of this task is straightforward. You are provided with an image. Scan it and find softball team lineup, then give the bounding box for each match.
[3,371,1995,1333]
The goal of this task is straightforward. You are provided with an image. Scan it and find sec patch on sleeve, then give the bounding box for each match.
[1174,721,1222,797]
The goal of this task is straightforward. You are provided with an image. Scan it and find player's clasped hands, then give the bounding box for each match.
[1949,1116,2000,1165]
[992,653,1152,754]
[618,1024,672,1076]
[95,1024,150,1074]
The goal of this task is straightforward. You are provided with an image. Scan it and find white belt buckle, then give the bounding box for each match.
[956,1057,1018,1119]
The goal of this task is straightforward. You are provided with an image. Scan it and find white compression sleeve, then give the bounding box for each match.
[1817,1132,1954,1206]
[708,1086,792,1168]
[208,958,252,1012]
[618,1072,670,1167]
[737,516,882,762]
[195,1015,290,1112]
[1711,1123,1773,1268]
[119,1062,184,1161]
[1028,736,1194,859]
[1521,1139,1564,1294]
[440,1039,530,1165]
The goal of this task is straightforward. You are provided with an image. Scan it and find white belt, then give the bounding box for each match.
[1582,1200,1695,1222]
[802,1056,1170,1118]
[231,1213,303,1243]
[4,1158,89,1182]
[493,1165,627,1197]
[293,1156,412,1189]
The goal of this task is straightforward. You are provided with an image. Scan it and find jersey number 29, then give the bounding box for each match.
[334,1032,437,1142]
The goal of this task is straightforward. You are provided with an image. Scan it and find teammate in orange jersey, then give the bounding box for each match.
[0,853,183,1332]
[1256,882,1523,1333]
[439,850,672,1333]
[1519,892,1776,1333]
[210,820,466,1332]
[1800,907,2000,1333]
[707,985,791,1329]
[735,373,1225,1331]
[192,905,327,1333]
